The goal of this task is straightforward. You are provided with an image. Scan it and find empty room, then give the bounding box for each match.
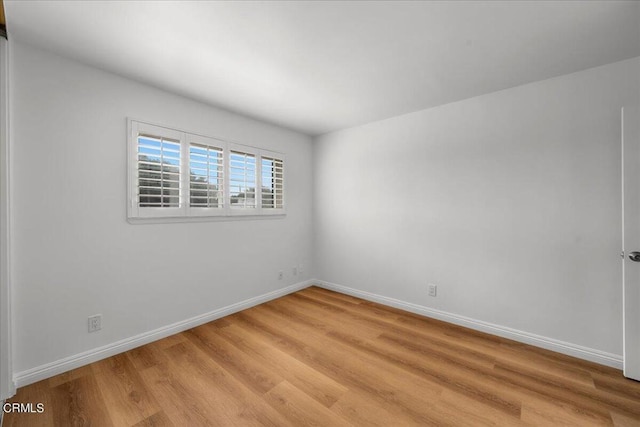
[1,0,639,425]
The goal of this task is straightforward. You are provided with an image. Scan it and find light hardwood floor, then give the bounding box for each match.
[4,286,640,426]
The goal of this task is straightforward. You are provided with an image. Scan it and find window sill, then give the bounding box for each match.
[127,213,286,225]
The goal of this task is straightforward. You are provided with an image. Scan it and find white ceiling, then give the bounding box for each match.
[5,1,640,136]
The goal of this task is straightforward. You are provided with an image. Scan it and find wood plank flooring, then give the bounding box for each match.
[5,286,640,426]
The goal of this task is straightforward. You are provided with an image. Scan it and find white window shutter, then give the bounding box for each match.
[128,119,285,221]
[229,150,257,209]
[189,143,224,209]
[261,156,284,209]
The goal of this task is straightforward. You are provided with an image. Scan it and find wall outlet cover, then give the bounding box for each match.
[88,314,102,333]
[428,284,437,297]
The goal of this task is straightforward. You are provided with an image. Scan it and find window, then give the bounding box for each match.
[189,137,224,211]
[261,156,284,209]
[229,150,257,210]
[128,120,285,220]
[138,134,181,208]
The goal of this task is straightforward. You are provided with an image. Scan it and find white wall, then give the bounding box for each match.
[314,57,640,357]
[9,36,639,382]
[10,40,313,375]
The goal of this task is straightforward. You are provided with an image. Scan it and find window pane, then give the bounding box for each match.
[137,134,181,208]
[189,143,224,208]
[261,156,284,209]
[229,151,256,208]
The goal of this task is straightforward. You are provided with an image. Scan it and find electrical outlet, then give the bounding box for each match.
[293,266,298,276]
[428,284,437,297]
[278,271,283,280]
[299,264,304,274]
[88,314,102,333]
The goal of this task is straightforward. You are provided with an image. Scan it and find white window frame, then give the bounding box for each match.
[127,119,286,222]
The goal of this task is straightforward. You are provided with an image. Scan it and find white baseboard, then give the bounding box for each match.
[14,277,623,388]
[315,280,623,369]
[14,280,314,388]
